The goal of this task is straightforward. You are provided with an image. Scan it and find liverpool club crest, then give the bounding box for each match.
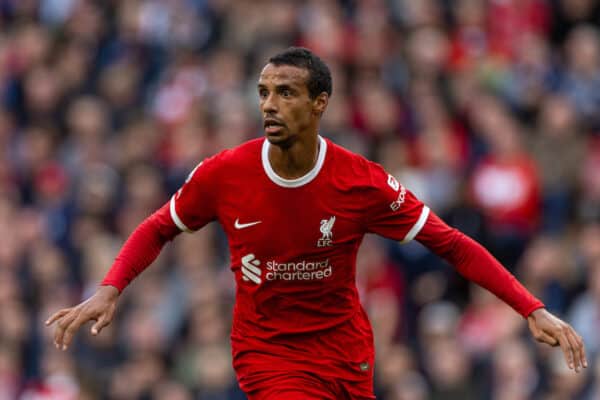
[317,216,336,247]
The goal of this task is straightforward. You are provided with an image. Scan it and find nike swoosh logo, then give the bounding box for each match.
[234,218,262,229]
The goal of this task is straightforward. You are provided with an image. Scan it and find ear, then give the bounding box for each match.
[313,92,329,116]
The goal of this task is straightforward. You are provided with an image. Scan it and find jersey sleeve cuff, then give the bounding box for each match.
[522,301,545,318]
[170,195,193,233]
[400,205,430,244]
[100,281,125,294]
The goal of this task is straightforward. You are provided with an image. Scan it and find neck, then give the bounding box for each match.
[268,134,320,179]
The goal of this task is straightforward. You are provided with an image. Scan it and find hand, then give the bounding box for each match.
[45,285,120,350]
[527,308,587,372]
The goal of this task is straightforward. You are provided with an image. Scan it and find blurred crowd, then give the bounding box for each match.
[1,0,600,399]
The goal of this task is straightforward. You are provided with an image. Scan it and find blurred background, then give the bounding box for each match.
[1,0,600,399]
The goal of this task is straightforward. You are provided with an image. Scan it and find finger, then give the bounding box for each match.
[54,312,76,350]
[556,330,575,370]
[45,309,70,326]
[62,313,89,350]
[564,329,582,372]
[91,314,110,335]
[528,317,558,346]
[535,330,559,346]
[578,334,588,369]
[566,329,586,371]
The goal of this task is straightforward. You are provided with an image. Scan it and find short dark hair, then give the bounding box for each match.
[268,47,332,99]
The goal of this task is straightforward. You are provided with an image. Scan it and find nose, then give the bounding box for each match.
[262,93,278,114]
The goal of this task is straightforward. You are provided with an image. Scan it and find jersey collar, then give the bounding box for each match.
[261,135,327,188]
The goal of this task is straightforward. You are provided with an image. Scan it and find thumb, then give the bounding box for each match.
[528,317,558,346]
[91,315,110,336]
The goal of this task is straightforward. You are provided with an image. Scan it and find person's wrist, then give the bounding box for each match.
[98,284,120,300]
[529,307,547,319]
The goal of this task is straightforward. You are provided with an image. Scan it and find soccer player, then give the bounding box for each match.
[46,47,587,399]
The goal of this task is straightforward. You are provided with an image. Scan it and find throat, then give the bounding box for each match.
[269,137,320,179]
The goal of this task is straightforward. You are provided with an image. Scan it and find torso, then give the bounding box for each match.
[170,135,427,383]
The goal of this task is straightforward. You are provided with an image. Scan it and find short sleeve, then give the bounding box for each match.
[169,155,220,232]
[363,162,430,243]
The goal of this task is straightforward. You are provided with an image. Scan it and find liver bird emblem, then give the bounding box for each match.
[320,216,336,239]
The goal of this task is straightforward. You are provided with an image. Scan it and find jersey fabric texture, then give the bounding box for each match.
[168,136,428,393]
[243,370,375,400]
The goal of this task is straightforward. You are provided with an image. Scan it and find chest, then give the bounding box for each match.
[218,183,364,257]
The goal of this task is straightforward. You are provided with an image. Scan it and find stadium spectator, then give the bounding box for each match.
[0,1,596,398]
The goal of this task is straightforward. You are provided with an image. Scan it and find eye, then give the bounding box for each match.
[281,89,292,97]
[259,89,268,99]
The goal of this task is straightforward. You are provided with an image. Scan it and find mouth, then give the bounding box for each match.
[264,118,285,134]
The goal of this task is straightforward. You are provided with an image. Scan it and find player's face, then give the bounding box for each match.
[258,63,327,147]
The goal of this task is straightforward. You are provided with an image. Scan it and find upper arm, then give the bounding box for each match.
[363,163,430,244]
[170,155,221,232]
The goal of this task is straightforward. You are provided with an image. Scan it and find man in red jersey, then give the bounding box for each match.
[47,47,586,399]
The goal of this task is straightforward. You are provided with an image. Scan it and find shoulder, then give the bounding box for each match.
[326,139,370,179]
[188,138,263,181]
[326,139,390,189]
[215,137,263,164]
[204,137,263,167]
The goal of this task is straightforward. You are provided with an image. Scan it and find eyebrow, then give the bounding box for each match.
[257,83,296,91]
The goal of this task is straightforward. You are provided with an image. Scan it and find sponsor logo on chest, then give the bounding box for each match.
[239,215,338,285]
[241,253,333,284]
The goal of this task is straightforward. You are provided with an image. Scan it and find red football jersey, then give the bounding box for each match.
[169,136,429,388]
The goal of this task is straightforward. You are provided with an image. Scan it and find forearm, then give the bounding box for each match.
[416,212,544,317]
[101,203,180,292]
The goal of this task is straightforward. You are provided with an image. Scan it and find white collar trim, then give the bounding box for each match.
[261,135,327,188]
